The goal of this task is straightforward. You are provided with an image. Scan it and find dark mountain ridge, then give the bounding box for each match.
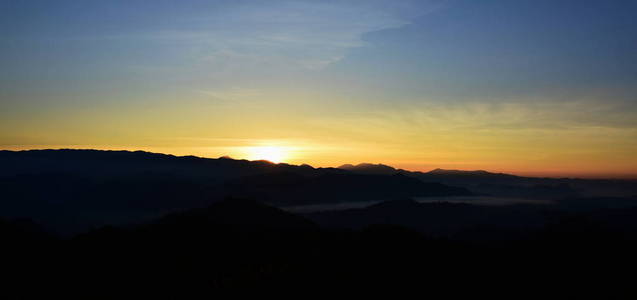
[2,149,635,236]
[339,163,637,198]
[0,149,471,234]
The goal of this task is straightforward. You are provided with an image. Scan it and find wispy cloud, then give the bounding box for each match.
[119,1,437,73]
[191,1,417,71]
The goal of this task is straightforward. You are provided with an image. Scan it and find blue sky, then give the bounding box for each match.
[3,0,635,105]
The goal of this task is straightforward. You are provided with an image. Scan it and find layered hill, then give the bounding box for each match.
[339,163,637,198]
[0,149,470,234]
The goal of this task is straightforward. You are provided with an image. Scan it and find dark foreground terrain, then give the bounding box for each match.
[4,198,637,298]
[2,150,637,298]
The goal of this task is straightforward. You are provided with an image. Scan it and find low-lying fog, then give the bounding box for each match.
[280,196,554,214]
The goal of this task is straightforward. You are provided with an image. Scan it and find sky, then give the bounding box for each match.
[1,0,637,178]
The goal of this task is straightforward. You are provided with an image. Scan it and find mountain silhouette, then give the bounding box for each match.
[338,163,398,175]
[340,163,637,198]
[2,149,636,236]
[1,151,636,297]
[0,149,470,234]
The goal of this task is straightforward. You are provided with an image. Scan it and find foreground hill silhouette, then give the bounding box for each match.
[4,197,637,298]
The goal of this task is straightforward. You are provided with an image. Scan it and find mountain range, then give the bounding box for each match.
[1,149,636,235]
[339,163,637,198]
[2,149,637,297]
[0,149,469,234]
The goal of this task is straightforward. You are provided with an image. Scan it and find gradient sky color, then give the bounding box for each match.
[2,0,637,178]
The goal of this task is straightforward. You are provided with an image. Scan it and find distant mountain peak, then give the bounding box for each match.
[338,163,398,175]
[426,168,505,176]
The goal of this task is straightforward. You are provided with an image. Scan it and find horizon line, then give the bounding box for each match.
[3,147,637,181]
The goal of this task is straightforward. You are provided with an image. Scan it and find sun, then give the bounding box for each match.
[246,146,287,163]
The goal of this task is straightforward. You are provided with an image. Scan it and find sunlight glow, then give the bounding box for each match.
[246,146,287,163]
